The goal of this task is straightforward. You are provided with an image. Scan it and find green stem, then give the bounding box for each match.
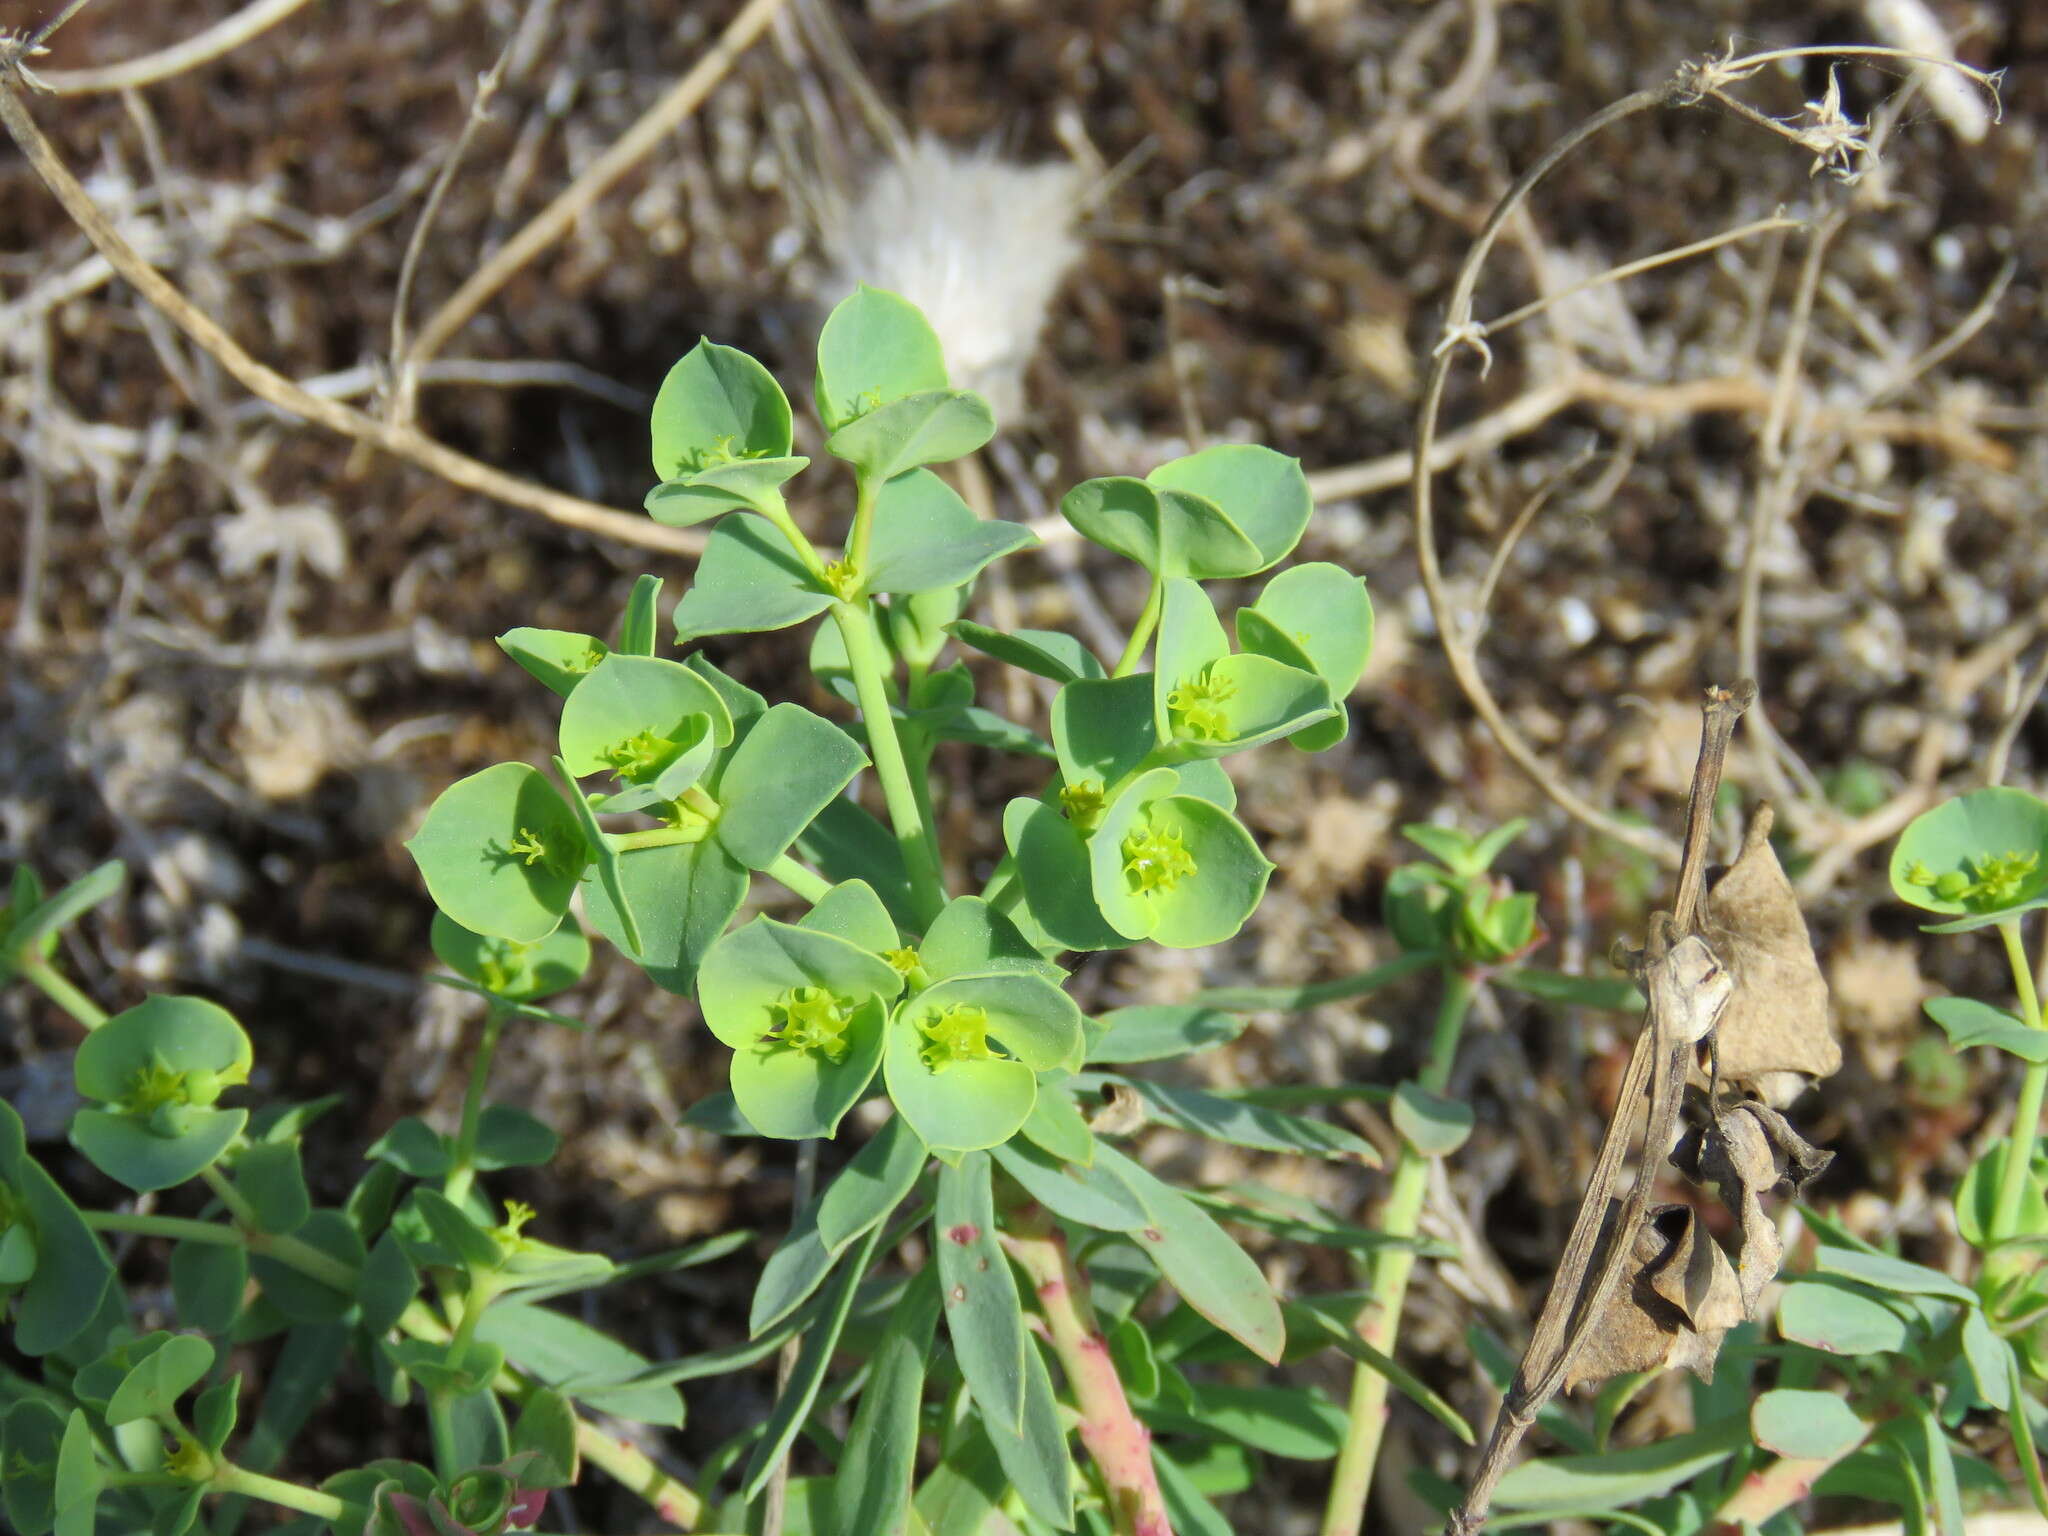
[847,478,878,581]
[1113,572,1164,678]
[198,1167,361,1291]
[211,1464,353,1521]
[832,601,946,924]
[1989,919,2048,1262]
[85,1211,242,1245]
[444,1010,504,1208]
[758,491,829,581]
[1320,966,1478,1536]
[427,1390,461,1482]
[199,1165,263,1230]
[612,826,709,852]
[19,957,108,1029]
[766,855,834,904]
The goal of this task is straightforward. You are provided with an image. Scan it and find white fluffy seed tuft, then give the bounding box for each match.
[815,136,1085,424]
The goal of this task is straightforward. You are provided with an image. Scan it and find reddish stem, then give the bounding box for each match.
[1001,1206,1174,1536]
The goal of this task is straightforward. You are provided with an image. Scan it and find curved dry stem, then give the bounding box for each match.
[404,0,792,372]
[1410,83,1684,869]
[0,76,706,559]
[40,0,315,93]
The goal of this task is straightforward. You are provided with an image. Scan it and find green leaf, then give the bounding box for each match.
[795,796,915,930]
[0,1104,115,1356]
[1089,781,1273,949]
[358,1232,419,1338]
[552,754,641,956]
[646,455,810,526]
[1892,786,2048,921]
[191,1375,238,1456]
[1492,1415,1748,1513]
[1239,562,1373,697]
[1494,967,1645,1012]
[829,393,996,485]
[409,1187,502,1272]
[1285,1300,1473,1443]
[71,1108,246,1194]
[406,762,588,943]
[1005,796,1127,952]
[816,1112,927,1257]
[1913,1400,1967,1536]
[1923,996,2048,1061]
[1057,475,1259,581]
[1778,1278,1914,1354]
[1960,1308,2011,1411]
[366,1117,450,1177]
[979,1333,1074,1529]
[171,1240,246,1336]
[919,895,1064,983]
[1160,1383,1347,1460]
[583,836,746,996]
[511,1389,579,1489]
[1153,1446,1233,1536]
[475,1301,686,1426]
[814,284,950,432]
[107,1334,213,1425]
[495,628,608,698]
[712,704,868,870]
[1089,1004,1247,1062]
[1751,1388,1871,1460]
[651,338,794,477]
[557,653,733,779]
[1114,1077,1380,1163]
[232,1141,310,1234]
[864,469,1034,594]
[54,1410,100,1536]
[1154,576,1230,740]
[936,1154,1030,1432]
[616,573,663,656]
[671,514,835,645]
[235,1323,347,1474]
[1391,1081,1475,1157]
[1093,1142,1284,1363]
[741,1224,882,1499]
[73,994,252,1104]
[826,1265,936,1536]
[1812,1244,1977,1304]
[6,861,124,957]
[1147,444,1313,575]
[472,1105,559,1170]
[749,1198,834,1337]
[2,1401,65,1536]
[993,1138,1149,1231]
[1052,674,1160,788]
[1019,1087,1094,1165]
[947,622,1106,685]
[797,879,899,953]
[430,912,590,1003]
[886,972,1084,1151]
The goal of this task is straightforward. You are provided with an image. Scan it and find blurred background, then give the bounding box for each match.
[3,0,2045,1528]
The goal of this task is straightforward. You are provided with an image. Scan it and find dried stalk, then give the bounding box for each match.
[1447,682,1753,1535]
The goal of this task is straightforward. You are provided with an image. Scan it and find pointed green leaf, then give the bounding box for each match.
[496,629,608,698]
[1089,1005,1245,1062]
[712,704,868,870]
[865,469,1034,593]
[829,1270,939,1536]
[816,1113,928,1256]
[1147,444,1312,575]
[741,1224,881,1498]
[829,392,996,484]
[947,622,1106,685]
[615,573,663,657]
[671,513,835,645]
[583,836,746,996]
[645,455,811,526]
[407,762,587,943]
[936,1154,1029,1434]
[1924,996,2048,1061]
[107,1334,214,1426]
[1057,475,1259,581]
[651,339,794,477]
[814,284,950,432]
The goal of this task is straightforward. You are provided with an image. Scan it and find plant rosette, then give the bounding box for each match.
[70,996,253,1192]
[1089,767,1273,948]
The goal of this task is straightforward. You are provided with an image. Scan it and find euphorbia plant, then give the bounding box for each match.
[1,288,1424,1536]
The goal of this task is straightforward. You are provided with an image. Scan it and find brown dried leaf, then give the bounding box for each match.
[1700,805,1842,1098]
[1674,1100,1833,1318]
[1563,1204,1742,1391]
